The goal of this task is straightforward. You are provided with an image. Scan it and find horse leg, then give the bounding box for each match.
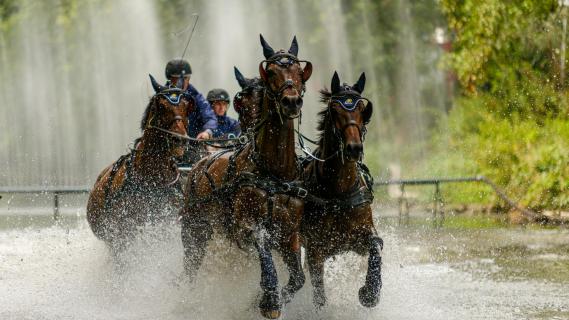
[307,249,327,308]
[280,248,305,304]
[254,227,281,319]
[180,215,212,281]
[358,235,383,308]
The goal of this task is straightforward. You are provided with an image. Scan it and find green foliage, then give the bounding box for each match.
[436,0,569,211]
[433,93,569,210]
[440,0,558,92]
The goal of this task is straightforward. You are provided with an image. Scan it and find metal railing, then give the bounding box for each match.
[0,175,537,224]
[0,186,91,220]
[374,175,538,225]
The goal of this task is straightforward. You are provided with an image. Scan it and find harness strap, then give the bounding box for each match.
[304,163,375,212]
[305,185,373,212]
[186,171,307,209]
[202,148,233,191]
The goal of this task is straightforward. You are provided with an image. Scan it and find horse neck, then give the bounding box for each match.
[317,122,358,194]
[255,96,297,180]
[132,131,177,183]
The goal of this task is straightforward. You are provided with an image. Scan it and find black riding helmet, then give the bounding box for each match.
[207,88,230,103]
[165,59,192,78]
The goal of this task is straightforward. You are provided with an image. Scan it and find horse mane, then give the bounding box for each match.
[140,96,156,131]
[245,76,263,90]
[315,88,333,149]
[244,77,265,130]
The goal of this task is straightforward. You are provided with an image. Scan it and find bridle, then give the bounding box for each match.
[259,52,312,121]
[319,91,371,163]
[145,88,193,146]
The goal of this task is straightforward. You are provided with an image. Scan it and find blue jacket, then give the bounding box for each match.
[186,84,218,138]
[212,114,241,138]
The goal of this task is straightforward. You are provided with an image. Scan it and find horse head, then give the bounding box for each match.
[233,67,264,132]
[258,34,312,119]
[143,74,194,157]
[324,71,373,162]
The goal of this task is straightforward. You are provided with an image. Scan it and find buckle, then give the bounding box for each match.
[297,187,308,198]
[282,183,292,192]
[238,135,249,144]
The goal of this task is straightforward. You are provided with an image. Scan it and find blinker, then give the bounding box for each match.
[332,95,365,111]
[159,91,190,105]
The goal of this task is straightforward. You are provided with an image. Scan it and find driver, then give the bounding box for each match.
[164,59,217,140]
[206,88,241,138]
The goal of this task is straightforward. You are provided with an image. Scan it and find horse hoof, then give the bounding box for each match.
[259,290,281,319]
[260,309,281,319]
[358,286,380,308]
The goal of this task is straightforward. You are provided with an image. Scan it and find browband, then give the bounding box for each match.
[156,88,192,105]
[332,96,366,111]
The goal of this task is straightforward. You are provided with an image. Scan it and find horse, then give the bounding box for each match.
[301,71,382,308]
[179,35,312,319]
[87,75,194,251]
[233,66,264,132]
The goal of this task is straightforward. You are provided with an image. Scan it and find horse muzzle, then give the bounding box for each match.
[345,143,363,161]
[280,95,303,118]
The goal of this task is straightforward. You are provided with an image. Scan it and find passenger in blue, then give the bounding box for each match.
[164,59,217,164]
[164,59,217,140]
[206,88,241,138]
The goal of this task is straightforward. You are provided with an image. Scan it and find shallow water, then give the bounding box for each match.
[1,209,568,320]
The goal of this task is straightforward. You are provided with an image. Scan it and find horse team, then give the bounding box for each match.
[87,35,382,319]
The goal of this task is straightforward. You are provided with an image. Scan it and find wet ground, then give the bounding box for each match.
[0,207,568,320]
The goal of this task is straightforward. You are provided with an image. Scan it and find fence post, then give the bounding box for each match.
[433,183,439,226]
[398,184,406,225]
[53,192,60,221]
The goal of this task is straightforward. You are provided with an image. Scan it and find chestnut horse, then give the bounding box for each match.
[233,66,264,132]
[180,35,312,319]
[87,76,194,251]
[301,72,382,308]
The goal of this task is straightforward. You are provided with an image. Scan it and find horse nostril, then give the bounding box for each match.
[346,143,363,156]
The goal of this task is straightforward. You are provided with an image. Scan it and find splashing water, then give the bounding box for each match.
[1,210,568,319]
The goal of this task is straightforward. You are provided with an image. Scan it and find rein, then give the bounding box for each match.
[145,124,191,142]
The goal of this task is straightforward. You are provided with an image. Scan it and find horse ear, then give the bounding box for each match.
[259,62,269,83]
[331,71,341,94]
[260,34,275,59]
[362,101,373,125]
[288,35,298,56]
[234,66,248,89]
[149,74,165,93]
[353,72,366,93]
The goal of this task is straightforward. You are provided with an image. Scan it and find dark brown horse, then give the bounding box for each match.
[302,71,382,308]
[180,35,312,319]
[87,75,194,250]
[233,66,264,132]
